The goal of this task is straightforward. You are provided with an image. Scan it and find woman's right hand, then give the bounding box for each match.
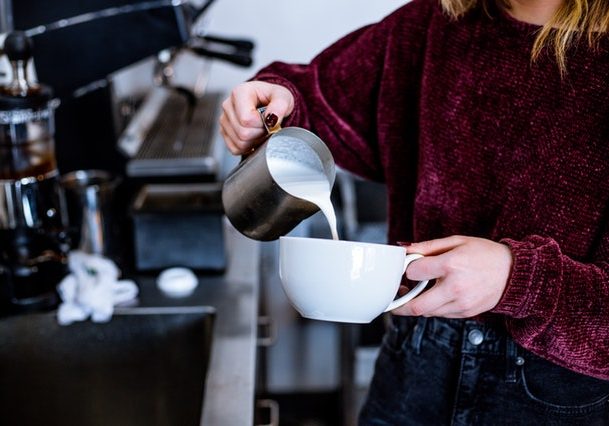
[220,81,295,155]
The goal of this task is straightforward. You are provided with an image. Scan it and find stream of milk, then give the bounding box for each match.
[266,139,339,240]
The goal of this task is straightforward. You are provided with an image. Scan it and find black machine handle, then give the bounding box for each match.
[198,34,255,52]
[188,33,255,67]
[188,44,253,67]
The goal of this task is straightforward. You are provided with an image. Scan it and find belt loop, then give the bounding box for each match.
[505,337,518,383]
[411,317,427,354]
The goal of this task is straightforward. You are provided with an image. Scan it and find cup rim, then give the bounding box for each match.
[279,236,402,251]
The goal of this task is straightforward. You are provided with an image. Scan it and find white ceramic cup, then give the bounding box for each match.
[279,236,430,323]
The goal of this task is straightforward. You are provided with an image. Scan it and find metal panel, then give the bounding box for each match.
[0,0,13,32]
[0,306,215,426]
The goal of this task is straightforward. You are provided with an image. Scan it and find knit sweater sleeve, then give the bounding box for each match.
[252,0,433,181]
[492,234,609,380]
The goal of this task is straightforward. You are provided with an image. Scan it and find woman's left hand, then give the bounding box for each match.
[393,236,513,318]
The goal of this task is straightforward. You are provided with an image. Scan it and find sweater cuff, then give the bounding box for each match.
[491,238,538,318]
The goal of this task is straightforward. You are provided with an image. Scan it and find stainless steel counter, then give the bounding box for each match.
[134,220,260,426]
[202,222,260,425]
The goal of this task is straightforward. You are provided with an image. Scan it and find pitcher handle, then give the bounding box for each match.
[258,106,282,134]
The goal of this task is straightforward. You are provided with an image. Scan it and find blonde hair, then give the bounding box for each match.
[440,0,609,74]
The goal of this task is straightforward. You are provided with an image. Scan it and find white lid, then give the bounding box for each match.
[156,267,199,298]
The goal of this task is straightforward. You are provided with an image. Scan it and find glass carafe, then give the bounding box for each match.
[0,32,69,315]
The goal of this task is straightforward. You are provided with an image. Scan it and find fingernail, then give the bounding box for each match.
[397,241,412,247]
[264,113,278,128]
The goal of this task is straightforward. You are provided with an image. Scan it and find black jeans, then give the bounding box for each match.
[359,316,609,425]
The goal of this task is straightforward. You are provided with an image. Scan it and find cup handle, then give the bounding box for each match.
[383,253,429,312]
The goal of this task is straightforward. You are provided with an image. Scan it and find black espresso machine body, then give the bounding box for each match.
[0,0,197,174]
[0,32,70,315]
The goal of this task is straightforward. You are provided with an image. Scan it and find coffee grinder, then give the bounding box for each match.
[0,32,69,315]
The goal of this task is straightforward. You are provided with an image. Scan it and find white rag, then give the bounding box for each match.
[57,251,139,325]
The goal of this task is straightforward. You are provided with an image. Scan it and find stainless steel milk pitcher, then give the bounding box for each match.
[222,108,335,241]
[61,170,120,257]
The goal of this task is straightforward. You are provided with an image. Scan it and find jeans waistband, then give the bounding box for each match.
[392,315,518,357]
[390,316,524,383]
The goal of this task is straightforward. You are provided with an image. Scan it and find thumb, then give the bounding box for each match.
[252,81,294,128]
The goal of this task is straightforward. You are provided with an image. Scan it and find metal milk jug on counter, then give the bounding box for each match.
[222,108,336,241]
[0,32,69,314]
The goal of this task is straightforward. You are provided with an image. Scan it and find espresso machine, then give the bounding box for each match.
[0,32,69,315]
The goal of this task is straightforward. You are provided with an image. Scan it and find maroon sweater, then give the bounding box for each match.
[254,0,609,379]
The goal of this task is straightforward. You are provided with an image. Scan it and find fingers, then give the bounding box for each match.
[405,252,451,282]
[220,90,264,155]
[250,80,294,120]
[402,236,468,282]
[262,93,293,125]
[232,83,268,128]
[405,235,467,256]
[392,279,477,318]
[220,100,264,155]
[392,280,453,316]
[219,81,295,155]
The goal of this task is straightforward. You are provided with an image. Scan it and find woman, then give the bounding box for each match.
[220,0,609,423]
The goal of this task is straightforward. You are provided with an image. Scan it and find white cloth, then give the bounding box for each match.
[57,251,138,325]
